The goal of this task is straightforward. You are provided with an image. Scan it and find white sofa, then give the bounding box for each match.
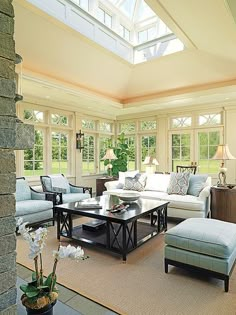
[103,173,212,219]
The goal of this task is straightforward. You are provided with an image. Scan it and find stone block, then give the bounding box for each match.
[0,129,15,149]
[0,173,15,194]
[0,57,14,79]
[15,122,34,149]
[0,217,16,237]
[0,234,16,256]
[0,253,16,274]
[0,195,15,217]
[0,288,17,312]
[0,270,16,295]
[0,0,14,18]
[0,150,15,173]
[0,12,14,34]
[0,78,15,98]
[0,304,17,315]
[0,97,15,116]
[0,32,15,60]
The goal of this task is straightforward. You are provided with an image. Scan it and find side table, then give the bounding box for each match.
[211,186,236,223]
[96,177,117,196]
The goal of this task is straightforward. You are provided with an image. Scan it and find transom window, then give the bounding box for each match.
[82,119,96,130]
[120,122,136,133]
[71,0,89,11]
[99,122,112,133]
[97,7,112,28]
[120,25,130,41]
[23,109,44,123]
[171,117,192,128]
[51,113,68,126]
[141,120,157,130]
[198,114,221,126]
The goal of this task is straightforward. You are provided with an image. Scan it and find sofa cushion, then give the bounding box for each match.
[123,173,147,192]
[16,179,31,202]
[165,218,236,259]
[167,172,190,195]
[16,200,53,216]
[144,174,170,192]
[187,174,208,196]
[62,193,91,203]
[162,193,205,211]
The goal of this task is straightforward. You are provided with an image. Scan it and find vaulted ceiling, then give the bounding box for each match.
[13,0,236,119]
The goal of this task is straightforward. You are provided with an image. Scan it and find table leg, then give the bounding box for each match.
[122,223,127,261]
[57,211,61,240]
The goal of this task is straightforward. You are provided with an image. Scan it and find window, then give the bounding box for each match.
[198,130,220,174]
[126,136,135,170]
[82,119,95,130]
[99,136,112,172]
[198,113,221,126]
[51,131,68,174]
[120,25,130,41]
[82,134,95,174]
[71,0,89,11]
[120,122,136,133]
[141,120,157,130]
[23,129,44,176]
[141,135,156,171]
[51,114,68,126]
[99,122,112,133]
[23,109,44,123]
[171,133,191,171]
[171,117,192,128]
[138,26,156,44]
[97,7,112,28]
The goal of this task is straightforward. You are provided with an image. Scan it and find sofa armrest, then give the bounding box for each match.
[104,180,120,191]
[69,183,92,196]
[198,185,211,200]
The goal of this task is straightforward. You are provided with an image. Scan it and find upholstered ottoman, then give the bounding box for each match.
[164,218,236,291]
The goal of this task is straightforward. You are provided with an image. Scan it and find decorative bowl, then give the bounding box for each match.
[118,192,140,203]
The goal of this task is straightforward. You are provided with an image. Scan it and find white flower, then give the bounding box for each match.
[53,245,85,260]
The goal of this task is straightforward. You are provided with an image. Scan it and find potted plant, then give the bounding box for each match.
[17,219,88,314]
[104,132,130,177]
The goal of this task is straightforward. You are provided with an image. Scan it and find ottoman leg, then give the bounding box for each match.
[224,276,229,292]
[164,259,168,273]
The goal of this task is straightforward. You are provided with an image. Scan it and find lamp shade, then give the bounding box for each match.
[212,144,235,160]
[143,156,159,166]
[102,149,117,160]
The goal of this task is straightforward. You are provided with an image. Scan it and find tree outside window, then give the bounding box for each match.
[51,132,68,174]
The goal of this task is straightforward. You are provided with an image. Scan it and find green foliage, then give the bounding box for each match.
[44,273,57,292]
[104,132,130,176]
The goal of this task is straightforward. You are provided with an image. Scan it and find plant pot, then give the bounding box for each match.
[25,300,57,315]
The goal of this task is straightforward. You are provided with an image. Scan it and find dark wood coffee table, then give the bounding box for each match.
[55,195,168,261]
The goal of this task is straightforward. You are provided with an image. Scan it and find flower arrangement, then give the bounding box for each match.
[17,218,88,311]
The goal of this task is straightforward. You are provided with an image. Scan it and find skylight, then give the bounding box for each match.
[71,0,184,63]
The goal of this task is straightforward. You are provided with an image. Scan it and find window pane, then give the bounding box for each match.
[51,114,68,126]
[23,129,44,176]
[171,133,190,171]
[82,135,95,174]
[138,30,147,44]
[51,132,68,174]
[99,136,112,173]
[141,135,156,171]
[199,114,221,126]
[141,120,157,130]
[24,110,44,123]
[100,122,112,132]
[97,7,104,23]
[82,119,95,130]
[127,136,135,170]
[120,122,135,133]
[171,117,191,128]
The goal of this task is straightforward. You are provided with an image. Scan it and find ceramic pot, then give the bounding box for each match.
[25,300,56,315]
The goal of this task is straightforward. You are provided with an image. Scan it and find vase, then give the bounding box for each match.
[25,300,57,315]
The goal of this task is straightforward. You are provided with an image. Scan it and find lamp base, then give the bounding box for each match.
[217,170,227,187]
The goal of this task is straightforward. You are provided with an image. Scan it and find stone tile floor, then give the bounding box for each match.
[17,264,119,315]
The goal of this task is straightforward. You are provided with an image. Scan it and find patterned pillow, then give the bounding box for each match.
[167,172,190,195]
[124,173,147,192]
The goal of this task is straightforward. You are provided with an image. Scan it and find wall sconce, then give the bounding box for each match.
[76,130,84,152]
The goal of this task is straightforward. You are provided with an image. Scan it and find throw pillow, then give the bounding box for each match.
[167,172,190,195]
[124,173,147,192]
[187,174,208,197]
[118,170,139,188]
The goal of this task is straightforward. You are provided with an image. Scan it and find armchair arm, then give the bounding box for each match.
[45,191,62,206]
[30,187,47,201]
[69,183,92,196]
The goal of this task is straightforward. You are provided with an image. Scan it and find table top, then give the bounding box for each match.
[55,195,168,223]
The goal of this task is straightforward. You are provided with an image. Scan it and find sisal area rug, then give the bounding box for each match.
[16,218,236,315]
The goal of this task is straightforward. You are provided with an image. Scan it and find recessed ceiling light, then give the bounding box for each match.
[225,97,230,100]
[45,95,50,99]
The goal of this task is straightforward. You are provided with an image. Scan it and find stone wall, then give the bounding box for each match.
[0,1,34,313]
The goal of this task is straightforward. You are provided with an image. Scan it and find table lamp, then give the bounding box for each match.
[212,144,235,186]
[143,156,159,174]
[102,148,117,177]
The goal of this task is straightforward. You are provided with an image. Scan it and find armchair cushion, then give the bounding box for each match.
[16,200,53,216]
[48,175,70,193]
[62,193,91,203]
[16,178,31,201]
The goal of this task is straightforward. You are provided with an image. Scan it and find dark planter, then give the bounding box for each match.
[25,300,57,315]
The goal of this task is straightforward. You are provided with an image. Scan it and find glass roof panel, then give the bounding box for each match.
[119,0,136,20]
[135,0,156,22]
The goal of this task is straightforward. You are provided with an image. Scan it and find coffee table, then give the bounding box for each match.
[55,195,168,261]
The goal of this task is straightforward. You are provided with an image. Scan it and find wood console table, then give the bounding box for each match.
[210,186,236,223]
[96,177,117,196]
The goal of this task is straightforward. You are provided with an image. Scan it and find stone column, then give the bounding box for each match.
[0,1,34,313]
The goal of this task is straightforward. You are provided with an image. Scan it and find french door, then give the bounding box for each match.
[169,128,223,174]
